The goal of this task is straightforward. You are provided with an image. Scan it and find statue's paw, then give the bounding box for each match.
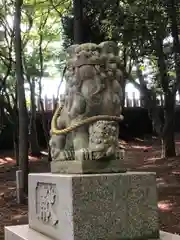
[63,150,74,161]
[51,148,60,160]
[106,146,115,157]
[91,151,105,160]
[75,148,86,161]
[51,148,68,161]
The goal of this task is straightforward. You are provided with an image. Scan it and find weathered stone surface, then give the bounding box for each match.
[28,172,159,240]
[49,41,125,166]
[51,155,126,174]
[5,225,180,240]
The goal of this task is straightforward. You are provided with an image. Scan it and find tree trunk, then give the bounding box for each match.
[121,80,126,112]
[135,65,163,136]
[166,0,180,89]
[147,91,163,136]
[38,32,49,149]
[13,121,19,166]
[14,0,29,200]
[40,99,49,146]
[29,79,40,156]
[162,92,176,158]
[73,0,84,44]
[155,31,176,158]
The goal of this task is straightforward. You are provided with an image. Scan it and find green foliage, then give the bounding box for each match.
[61,0,179,97]
[0,0,68,118]
[0,0,179,110]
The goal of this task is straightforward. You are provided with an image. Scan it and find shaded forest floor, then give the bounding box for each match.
[1,136,180,238]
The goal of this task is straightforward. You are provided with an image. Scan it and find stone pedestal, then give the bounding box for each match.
[26,172,159,240]
[5,171,180,240]
[5,225,52,240]
[5,225,180,240]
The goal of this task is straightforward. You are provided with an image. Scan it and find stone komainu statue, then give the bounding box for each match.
[50,41,124,163]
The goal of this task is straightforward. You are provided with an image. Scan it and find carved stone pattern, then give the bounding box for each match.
[88,120,119,160]
[51,148,124,161]
[36,182,58,226]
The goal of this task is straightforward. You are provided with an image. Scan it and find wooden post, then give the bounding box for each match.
[44,95,48,111]
[160,94,163,106]
[37,97,41,111]
[140,94,144,107]
[132,92,136,107]
[16,170,23,204]
[52,94,56,110]
[125,92,129,107]
[176,92,180,105]
[138,96,141,107]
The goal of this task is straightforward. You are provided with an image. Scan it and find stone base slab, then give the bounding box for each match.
[51,158,126,174]
[5,225,180,240]
[28,172,159,240]
[5,225,51,240]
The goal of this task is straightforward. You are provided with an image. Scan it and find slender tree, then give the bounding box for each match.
[73,0,83,44]
[14,0,29,201]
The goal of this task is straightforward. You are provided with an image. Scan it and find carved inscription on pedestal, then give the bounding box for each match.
[36,182,58,226]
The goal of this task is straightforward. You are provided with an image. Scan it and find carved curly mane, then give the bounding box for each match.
[65,42,123,101]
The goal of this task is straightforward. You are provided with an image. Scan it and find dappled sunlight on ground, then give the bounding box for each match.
[172,171,180,174]
[144,157,161,163]
[130,145,153,150]
[0,158,12,165]
[0,152,47,167]
[158,200,174,211]
[28,155,41,161]
[157,177,167,187]
[41,151,48,155]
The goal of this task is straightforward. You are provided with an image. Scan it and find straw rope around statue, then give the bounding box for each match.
[51,104,124,135]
